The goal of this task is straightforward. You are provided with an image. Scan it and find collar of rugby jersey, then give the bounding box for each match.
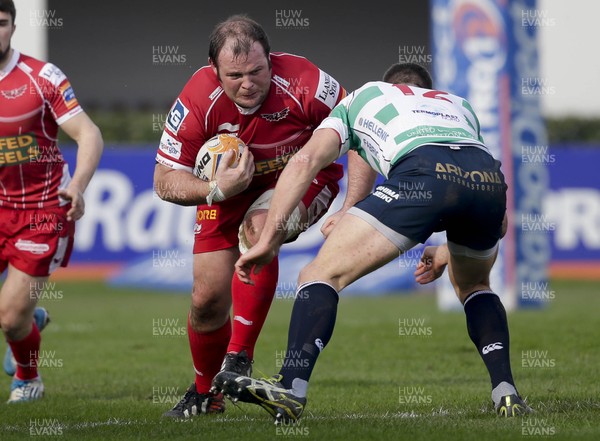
[235,101,261,115]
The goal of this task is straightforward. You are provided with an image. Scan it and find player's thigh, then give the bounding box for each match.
[239,193,308,249]
[299,213,400,291]
[0,206,75,278]
[191,248,238,312]
[0,265,46,333]
[441,147,506,301]
[240,165,340,250]
[238,168,339,252]
[444,147,507,252]
[193,187,266,254]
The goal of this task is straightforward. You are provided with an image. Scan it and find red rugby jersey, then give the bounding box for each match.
[156,52,345,190]
[0,50,82,209]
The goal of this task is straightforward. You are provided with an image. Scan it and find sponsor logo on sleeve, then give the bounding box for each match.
[59,82,78,109]
[159,132,183,159]
[155,154,176,169]
[166,99,189,135]
[315,70,340,109]
[39,63,67,87]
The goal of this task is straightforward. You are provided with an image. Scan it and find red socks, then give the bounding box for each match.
[227,258,278,359]
[8,323,40,380]
[187,258,278,392]
[188,316,231,393]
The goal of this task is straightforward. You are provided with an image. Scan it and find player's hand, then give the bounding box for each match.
[414,245,449,285]
[235,241,278,285]
[320,210,346,238]
[215,147,255,198]
[58,187,85,221]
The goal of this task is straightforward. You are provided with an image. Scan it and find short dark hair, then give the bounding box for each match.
[0,0,16,25]
[382,63,433,89]
[208,15,270,67]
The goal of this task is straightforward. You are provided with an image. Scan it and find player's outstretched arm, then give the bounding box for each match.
[235,128,341,284]
[59,112,104,221]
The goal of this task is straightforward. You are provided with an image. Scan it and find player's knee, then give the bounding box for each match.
[456,283,491,304]
[241,211,266,247]
[0,308,31,340]
[241,219,259,248]
[190,284,224,315]
[190,283,229,329]
[453,276,492,303]
[298,261,319,283]
[298,261,342,290]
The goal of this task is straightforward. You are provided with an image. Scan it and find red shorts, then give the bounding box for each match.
[0,206,75,277]
[193,163,343,253]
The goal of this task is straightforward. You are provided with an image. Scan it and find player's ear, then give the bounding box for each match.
[209,58,218,78]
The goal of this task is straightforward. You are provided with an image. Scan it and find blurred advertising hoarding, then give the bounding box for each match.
[431,0,549,308]
[60,145,598,294]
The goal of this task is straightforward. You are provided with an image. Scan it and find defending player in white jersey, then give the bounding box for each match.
[228,62,531,422]
[320,80,487,178]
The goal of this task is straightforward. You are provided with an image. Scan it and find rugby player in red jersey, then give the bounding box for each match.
[154,15,373,418]
[0,0,103,402]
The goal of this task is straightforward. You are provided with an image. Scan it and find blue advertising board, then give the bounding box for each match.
[63,147,195,264]
[63,144,599,294]
[62,147,420,295]
[544,146,600,263]
[430,0,549,307]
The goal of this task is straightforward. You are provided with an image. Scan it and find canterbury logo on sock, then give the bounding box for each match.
[234,315,253,326]
[482,342,504,354]
[315,338,324,352]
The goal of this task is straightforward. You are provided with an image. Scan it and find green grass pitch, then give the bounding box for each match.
[1,279,598,440]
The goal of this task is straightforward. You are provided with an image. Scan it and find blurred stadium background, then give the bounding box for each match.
[4,1,599,439]
[13,0,599,302]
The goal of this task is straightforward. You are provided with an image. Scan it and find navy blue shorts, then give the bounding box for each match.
[352,144,507,251]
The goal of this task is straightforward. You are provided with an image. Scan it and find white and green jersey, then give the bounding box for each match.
[317,81,489,178]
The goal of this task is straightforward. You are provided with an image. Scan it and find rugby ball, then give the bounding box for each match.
[193,134,245,181]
